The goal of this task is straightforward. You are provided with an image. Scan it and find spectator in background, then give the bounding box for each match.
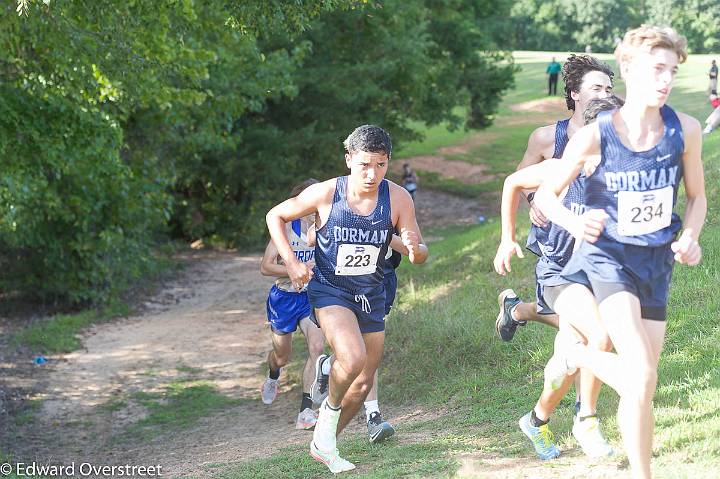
[402,163,418,200]
[709,60,718,94]
[703,89,720,134]
[547,57,562,95]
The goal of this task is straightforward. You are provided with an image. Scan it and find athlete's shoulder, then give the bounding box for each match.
[674,110,702,135]
[304,178,338,200]
[387,179,413,206]
[528,123,557,149]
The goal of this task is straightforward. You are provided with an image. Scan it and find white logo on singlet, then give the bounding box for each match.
[655,154,672,162]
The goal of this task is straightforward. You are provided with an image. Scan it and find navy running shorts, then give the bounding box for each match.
[535,256,567,315]
[562,238,675,321]
[266,285,312,335]
[307,279,386,333]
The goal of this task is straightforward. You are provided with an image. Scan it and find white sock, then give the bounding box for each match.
[321,355,333,375]
[364,400,379,422]
[314,399,341,451]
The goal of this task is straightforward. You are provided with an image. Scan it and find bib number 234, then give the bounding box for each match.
[617,186,673,236]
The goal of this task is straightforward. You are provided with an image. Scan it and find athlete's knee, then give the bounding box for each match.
[273,351,291,368]
[337,352,366,378]
[307,338,324,359]
[590,332,613,352]
[625,365,658,402]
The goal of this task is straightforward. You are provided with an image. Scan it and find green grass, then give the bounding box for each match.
[229,51,720,477]
[13,399,42,427]
[220,435,466,479]
[11,300,131,354]
[125,380,246,440]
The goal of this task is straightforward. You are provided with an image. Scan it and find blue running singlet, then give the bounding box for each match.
[527,118,571,256]
[584,106,684,246]
[312,176,393,293]
[561,105,685,321]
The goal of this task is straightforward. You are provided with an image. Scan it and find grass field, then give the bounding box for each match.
[226,51,720,478]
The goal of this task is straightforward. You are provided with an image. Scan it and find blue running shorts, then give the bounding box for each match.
[266,285,312,335]
[562,238,674,321]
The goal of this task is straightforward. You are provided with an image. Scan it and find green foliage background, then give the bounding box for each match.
[509,0,720,53]
[0,0,515,303]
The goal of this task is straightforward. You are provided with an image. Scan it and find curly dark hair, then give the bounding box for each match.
[562,54,614,111]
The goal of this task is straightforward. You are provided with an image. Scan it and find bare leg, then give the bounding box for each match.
[552,284,612,417]
[513,302,560,328]
[337,331,385,433]
[299,317,326,393]
[567,292,665,479]
[534,372,577,420]
[366,370,379,402]
[316,306,367,408]
[267,332,293,372]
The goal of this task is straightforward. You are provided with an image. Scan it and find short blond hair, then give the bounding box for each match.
[615,25,688,66]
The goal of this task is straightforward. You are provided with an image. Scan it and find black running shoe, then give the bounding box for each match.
[495,289,525,342]
[367,411,395,443]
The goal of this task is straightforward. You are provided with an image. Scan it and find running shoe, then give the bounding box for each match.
[296,407,319,430]
[519,412,561,460]
[260,378,278,405]
[311,354,330,405]
[310,441,356,474]
[367,411,395,443]
[572,415,614,457]
[496,289,525,342]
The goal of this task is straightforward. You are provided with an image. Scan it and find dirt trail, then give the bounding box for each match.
[7,252,322,477]
[0,192,480,478]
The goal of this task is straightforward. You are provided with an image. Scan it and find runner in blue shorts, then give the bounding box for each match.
[259,179,327,430]
[535,26,706,479]
[266,125,428,473]
[497,54,615,343]
[493,96,623,460]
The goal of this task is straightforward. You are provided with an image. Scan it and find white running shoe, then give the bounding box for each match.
[296,407,319,430]
[544,330,579,390]
[572,415,614,457]
[310,441,355,474]
[260,378,278,404]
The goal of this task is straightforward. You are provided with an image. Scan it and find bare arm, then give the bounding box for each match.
[266,182,329,289]
[389,234,409,256]
[493,159,563,274]
[391,184,428,264]
[260,240,288,277]
[517,126,555,227]
[534,124,608,242]
[671,114,706,265]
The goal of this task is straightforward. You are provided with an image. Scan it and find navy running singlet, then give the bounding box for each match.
[527,118,571,256]
[588,106,684,246]
[313,176,393,293]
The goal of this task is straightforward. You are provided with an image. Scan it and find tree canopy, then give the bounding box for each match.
[1,0,515,303]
